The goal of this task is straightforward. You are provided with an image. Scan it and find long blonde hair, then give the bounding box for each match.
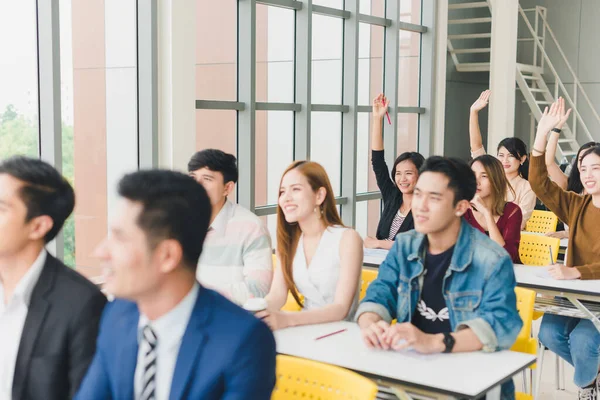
[277,161,344,307]
[470,155,515,216]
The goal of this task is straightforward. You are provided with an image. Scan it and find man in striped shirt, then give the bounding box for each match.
[188,149,273,305]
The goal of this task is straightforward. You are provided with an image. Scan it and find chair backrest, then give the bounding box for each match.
[518,234,561,266]
[525,210,558,233]
[511,288,538,371]
[360,269,378,301]
[272,355,378,400]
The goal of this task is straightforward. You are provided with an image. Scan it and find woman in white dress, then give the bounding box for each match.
[258,161,363,330]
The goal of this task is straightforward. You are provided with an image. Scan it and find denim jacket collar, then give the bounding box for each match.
[406,219,474,273]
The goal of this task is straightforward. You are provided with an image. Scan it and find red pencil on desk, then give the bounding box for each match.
[315,328,347,341]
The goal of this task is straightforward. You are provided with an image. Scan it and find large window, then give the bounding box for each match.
[59,0,138,274]
[195,0,432,236]
[0,0,39,159]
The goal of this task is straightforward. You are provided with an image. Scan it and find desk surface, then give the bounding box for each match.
[275,321,535,399]
[514,265,600,298]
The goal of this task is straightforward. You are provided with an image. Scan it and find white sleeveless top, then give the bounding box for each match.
[292,225,360,321]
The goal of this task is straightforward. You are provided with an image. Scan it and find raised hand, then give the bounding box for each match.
[470,90,491,113]
[537,100,562,136]
[372,93,389,119]
[554,97,573,130]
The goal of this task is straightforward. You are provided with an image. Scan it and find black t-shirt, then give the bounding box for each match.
[411,245,454,334]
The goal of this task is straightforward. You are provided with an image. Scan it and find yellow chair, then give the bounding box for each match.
[272,355,378,400]
[525,210,558,234]
[273,254,304,312]
[511,288,538,400]
[518,234,561,266]
[360,269,378,301]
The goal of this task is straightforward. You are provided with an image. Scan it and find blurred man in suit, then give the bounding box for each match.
[0,156,106,400]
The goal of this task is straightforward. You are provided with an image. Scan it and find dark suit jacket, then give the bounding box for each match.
[75,286,276,400]
[12,253,107,400]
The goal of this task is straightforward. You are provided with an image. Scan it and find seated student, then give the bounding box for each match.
[544,97,599,239]
[470,90,536,229]
[75,170,276,400]
[188,149,273,305]
[529,100,600,399]
[464,155,522,263]
[0,157,106,400]
[365,93,425,250]
[257,161,362,330]
[356,156,522,399]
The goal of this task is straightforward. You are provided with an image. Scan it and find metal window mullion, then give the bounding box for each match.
[312,5,350,19]
[256,0,302,10]
[383,0,400,167]
[37,0,64,259]
[340,0,359,227]
[294,0,312,160]
[256,102,301,111]
[195,100,245,111]
[311,104,349,112]
[138,0,159,168]
[358,14,391,27]
[238,0,257,210]
[418,0,436,157]
[398,21,427,33]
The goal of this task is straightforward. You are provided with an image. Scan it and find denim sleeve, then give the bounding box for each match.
[457,255,523,352]
[354,241,401,323]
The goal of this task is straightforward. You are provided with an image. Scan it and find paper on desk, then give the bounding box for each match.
[534,267,553,279]
[363,248,389,258]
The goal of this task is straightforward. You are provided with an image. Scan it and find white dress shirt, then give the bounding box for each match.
[0,250,47,399]
[134,283,199,400]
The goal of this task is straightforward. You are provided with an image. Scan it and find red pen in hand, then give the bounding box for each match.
[385,111,391,125]
[315,328,347,341]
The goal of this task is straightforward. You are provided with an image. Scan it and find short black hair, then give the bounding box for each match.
[497,137,529,180]
[419,156,477,205]
[118,170,211,271]
[391,152,425,179]
[187,149,238,184]
[0,156,75,243]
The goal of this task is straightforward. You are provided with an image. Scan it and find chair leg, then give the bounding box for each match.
[554,353,560,390]
[556,357,565,390]
[521,370,528,393]
[534,344,545,399]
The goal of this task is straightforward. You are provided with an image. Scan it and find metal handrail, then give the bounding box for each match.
[518,5,597,144]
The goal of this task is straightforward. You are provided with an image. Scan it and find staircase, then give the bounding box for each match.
[447,0,600,163]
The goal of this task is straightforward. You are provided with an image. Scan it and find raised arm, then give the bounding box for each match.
[370,93,388,151]
[530,99,580,224]
[469,90,490,156]
[544,98,572,190]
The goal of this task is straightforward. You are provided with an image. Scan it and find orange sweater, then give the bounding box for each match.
[529,154,600,279]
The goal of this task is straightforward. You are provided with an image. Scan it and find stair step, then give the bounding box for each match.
[558,139,577,144]
[522,75,540,80]
[448,17,492,24]
[561,151,577,157]
[455,62,491,72]
[448,2,489,10]
[536,101,552,104]
[448,33,492,40]
[450,48,491,54]
[530,89,546,92]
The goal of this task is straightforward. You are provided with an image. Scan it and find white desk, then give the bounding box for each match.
[363,248,389,267]
[514,265,600,332]
[275,321,535,400]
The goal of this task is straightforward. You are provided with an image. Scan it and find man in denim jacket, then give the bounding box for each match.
[356,156,522,399]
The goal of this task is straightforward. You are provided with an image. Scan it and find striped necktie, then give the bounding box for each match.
[140,325,158,400]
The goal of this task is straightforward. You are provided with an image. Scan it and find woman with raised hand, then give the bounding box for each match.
[258,161,362,330]
[529,99,600,400]
[464,155,522,263]
[365,93,425,250]
[544,97,598,239]
[469,90,536,229]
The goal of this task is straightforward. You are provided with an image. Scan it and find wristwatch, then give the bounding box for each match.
[551,128,562,133]
[442,332,455,353]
